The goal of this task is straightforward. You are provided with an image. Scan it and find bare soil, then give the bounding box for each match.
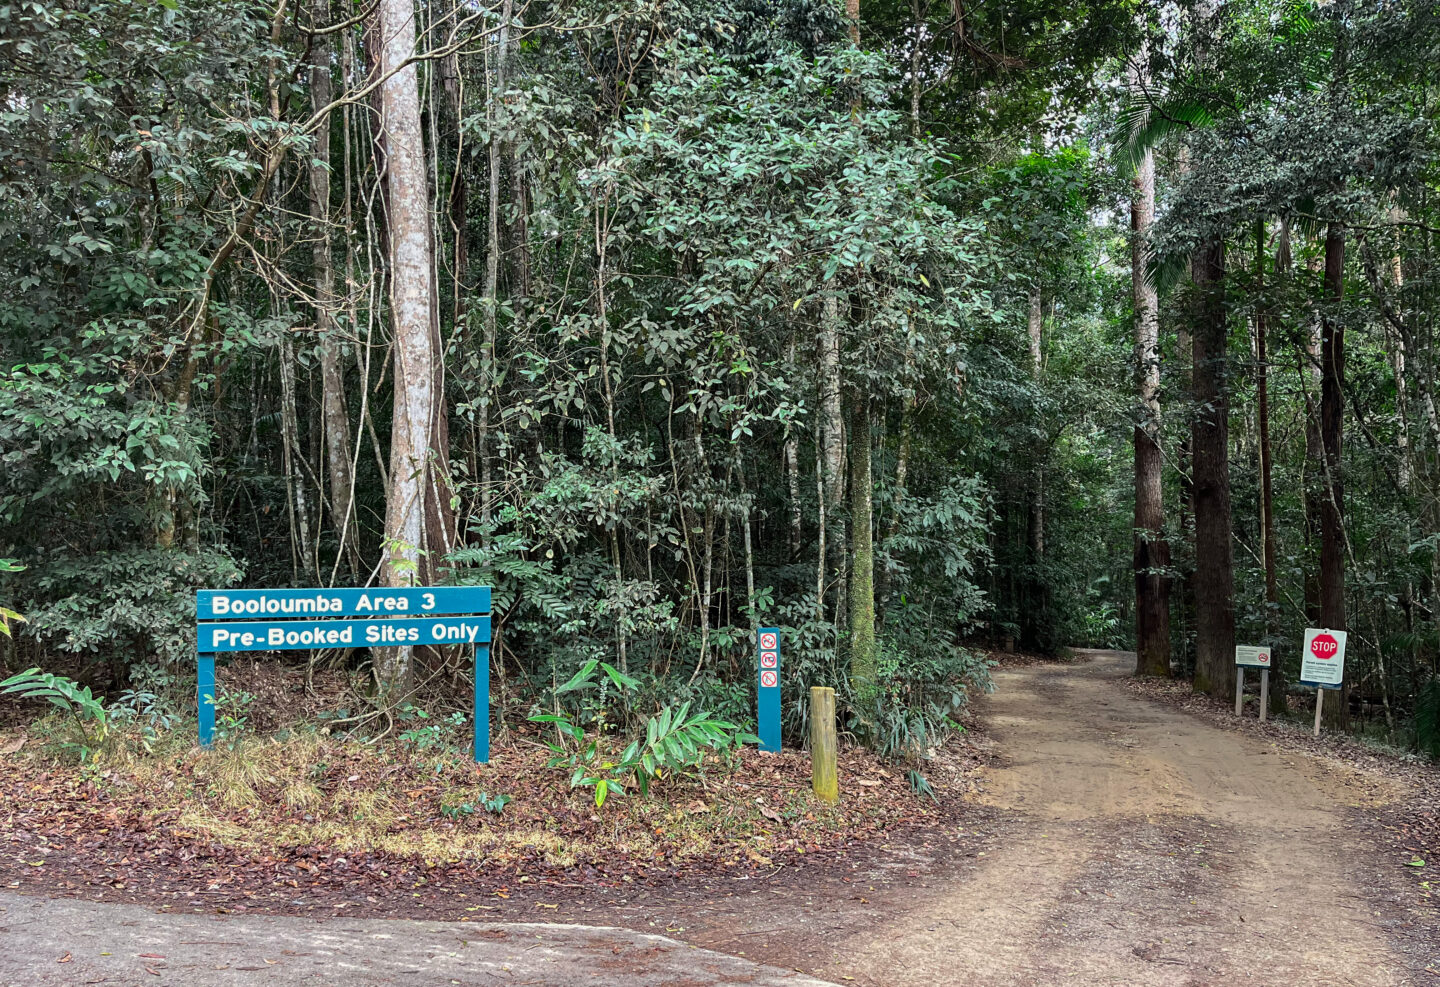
[577,651,1438,985]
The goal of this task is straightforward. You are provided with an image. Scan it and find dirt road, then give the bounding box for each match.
[625,651,1435,985]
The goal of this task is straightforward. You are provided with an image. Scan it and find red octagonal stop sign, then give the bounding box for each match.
[1310,632,1340,659]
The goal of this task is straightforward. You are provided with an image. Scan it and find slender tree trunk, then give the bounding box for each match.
[1303,245,1325,625]
[849,390,876,707]
[309,1,359,580]
[279,334,316,583]
[818,308,847,626]
[785,336,803,560]
[478,0,513,530]
[740,463,757,635]
[1263,219,1292,714]
[1025,287,1050,649]
[376,0,455,689]
[1255,222,1278,626]
[1132,142,1170,676]
[814,416,828,624]
[1320,222,1348,727]
[1191,237,1235,699]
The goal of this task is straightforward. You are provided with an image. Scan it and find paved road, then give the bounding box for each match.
[0,892,836,986]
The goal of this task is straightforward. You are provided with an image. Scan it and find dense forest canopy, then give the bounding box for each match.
[2,0,1439,755]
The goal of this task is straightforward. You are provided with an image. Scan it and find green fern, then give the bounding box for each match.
[0,667,109,756]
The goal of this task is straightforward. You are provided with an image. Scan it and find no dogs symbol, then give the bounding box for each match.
[759,631,777,650]
[760,669,778,688]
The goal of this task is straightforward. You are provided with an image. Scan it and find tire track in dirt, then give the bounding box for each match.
[720,651,1429,986]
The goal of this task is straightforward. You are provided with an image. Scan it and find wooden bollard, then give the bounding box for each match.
[810,686,838,803]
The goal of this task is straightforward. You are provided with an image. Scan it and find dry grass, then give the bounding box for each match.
[4,722,938,875]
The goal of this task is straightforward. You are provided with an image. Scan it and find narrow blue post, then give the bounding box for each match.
[473,643,490,763]
[198,653,216,748]
[757,627,781,752]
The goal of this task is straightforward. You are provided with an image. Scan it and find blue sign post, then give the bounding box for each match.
[757,626,781,752]
[195,587,492,761]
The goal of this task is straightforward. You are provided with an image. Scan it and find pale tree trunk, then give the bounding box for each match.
[818,307,847,626]
[1027,289,1045,561]
[278,335,316,583]
[1263,219,1292,714]
[1025,287,1049,648]
[376,0,455,689]
[740,464,757,635]
[1132,139,1170,676]
[785,336,803,560]
[1255,221,1278,634]
[1387,212,1414,491]
[1319,223,1348,728]
[1303,245,1325,624]
[1191,237,1235,699]
[849,390,876,707]
[814,416,828,624]
[478,0,513,530]
[309,0,360,580]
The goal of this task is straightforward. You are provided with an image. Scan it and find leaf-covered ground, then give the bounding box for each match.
[0,720,983,918]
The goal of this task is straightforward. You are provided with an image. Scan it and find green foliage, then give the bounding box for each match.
[858,624,992,760]
[0,667,109,759]
[440,792,512,818]
[531,660,755,807]
[207,687,254,749]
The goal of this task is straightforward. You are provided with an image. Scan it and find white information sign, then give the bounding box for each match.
[1300,627,1347,689]
[1235,645,1272,668]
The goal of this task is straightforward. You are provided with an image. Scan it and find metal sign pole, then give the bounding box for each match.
[1259,669,1269,722]
[474,641,490,764]
[1234,668,1245,717]
[197,653,216,748]
[1313,687,1324,737]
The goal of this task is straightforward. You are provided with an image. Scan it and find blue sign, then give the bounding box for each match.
[757,626,781,752]
[197,586,490,620]
[200,616,490,653]
[196,586,492,762]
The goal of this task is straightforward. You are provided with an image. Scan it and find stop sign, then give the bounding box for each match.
[1310,632,1340,660]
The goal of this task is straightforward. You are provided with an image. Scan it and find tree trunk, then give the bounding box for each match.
[1025,287,1049,649]
[849,390,876,708]
[375,0,455,689]
[309,0,360,580]
[478,0,513,530]
[818,308,847,626]
[1132,142,1170,676]
[1262,219,1289,714]
[785,335,803,560]
[278,334,316,583]
[1190,237,1234,699]
[1320,222,1348,728]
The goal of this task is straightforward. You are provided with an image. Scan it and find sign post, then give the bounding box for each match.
[1300,627,1347,737]
[195,587,492,760]
[757,627,781,752]
[1233,646,1272,720]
